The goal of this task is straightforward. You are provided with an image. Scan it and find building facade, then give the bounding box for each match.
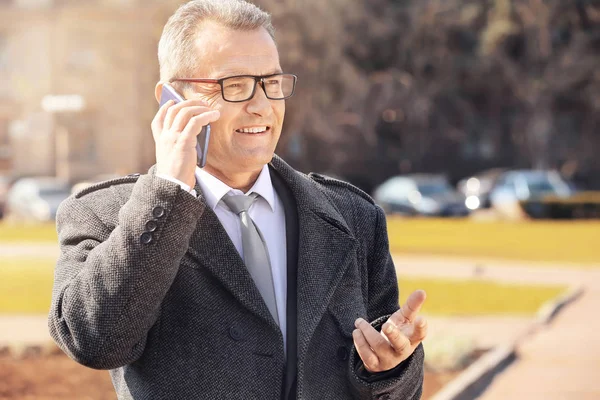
[0,0,182,182]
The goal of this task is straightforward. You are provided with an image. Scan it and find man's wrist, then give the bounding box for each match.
[156,174,197,197]
[355,358,407,382]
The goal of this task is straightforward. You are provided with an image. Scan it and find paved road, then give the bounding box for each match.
[0,315,53,350]
[393,255,600,285]
[393,254,600,400]
[0,243,59,258]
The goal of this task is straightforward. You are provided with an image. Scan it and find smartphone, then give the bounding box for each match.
[159,83,210,168]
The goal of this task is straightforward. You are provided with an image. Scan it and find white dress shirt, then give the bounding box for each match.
[158,166,288,349]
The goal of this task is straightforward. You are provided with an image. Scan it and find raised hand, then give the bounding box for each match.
[353,289,428,373]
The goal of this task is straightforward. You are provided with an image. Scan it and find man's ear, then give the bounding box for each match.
[154,82,164,104]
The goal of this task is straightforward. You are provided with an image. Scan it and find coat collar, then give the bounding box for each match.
[195,163,276,212]
[268,155,353,238]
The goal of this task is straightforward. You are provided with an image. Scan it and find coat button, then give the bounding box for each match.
[152,206,165,218]
[140,232,153,244]
[337,346,349,361]
[145,220,158,232]
[229,325,243,341]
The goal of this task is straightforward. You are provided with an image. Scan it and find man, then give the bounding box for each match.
[48,1,427,399]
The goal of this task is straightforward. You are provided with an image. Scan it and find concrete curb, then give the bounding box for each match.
[429,284,584,400]
[534,285,584,326]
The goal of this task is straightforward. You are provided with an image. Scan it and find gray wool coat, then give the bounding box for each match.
[48,155,424,400]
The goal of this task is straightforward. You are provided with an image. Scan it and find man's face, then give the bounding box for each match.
[183,21,285,176]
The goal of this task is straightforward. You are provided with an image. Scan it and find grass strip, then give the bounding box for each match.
[0,258,566,316]
[388,218,600,265]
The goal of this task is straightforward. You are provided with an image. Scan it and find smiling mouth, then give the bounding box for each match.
[235,126,271,134]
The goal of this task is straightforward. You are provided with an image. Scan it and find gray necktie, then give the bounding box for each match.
[222,193,280,325]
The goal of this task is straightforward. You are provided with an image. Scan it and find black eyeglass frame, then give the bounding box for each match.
[170,73,298,103]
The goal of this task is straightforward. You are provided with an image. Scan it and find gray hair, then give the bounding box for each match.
[158,0,275,81]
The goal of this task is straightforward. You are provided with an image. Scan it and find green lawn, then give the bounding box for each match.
[0,223,57,242]
[387,218,600,265]
[3,219,600,265]
[0,258,566,315]
[399,277,566,316]
[0,258,56,314]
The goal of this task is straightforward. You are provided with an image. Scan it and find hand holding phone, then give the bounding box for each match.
[152,83,219,188]
[159,84,211,168]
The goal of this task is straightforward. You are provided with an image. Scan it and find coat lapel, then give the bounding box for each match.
[184,179,280,332]
[269,156,358,362]
[150,157,358,357]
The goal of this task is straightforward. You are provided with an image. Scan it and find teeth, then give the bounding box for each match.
[237,126,268,133]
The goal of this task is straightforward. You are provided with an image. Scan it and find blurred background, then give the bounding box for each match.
[0,0,599,399]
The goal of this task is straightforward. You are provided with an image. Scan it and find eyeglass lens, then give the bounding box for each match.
[222,74,295,101]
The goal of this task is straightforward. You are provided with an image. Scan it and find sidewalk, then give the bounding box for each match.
[477,285,600,400]
[393,254,600,400]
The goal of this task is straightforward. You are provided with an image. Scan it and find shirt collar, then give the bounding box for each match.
[195,164,275,212]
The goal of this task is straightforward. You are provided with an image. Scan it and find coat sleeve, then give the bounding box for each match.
[347,205,425,400]
[48,173,205,370]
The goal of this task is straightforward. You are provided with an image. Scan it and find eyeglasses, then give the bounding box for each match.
[170,73,297,103]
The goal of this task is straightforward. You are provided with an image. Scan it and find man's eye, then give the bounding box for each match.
[226,83,242,88]
[266,80,281,85]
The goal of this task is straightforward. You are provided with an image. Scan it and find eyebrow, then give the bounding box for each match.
[215,69,283,78]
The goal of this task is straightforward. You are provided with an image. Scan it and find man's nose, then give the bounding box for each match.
[246,82,273,117]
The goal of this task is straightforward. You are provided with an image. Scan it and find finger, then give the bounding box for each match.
[151,100,174,141]
[163,99,209,132]
[392,289,426,325]
[178,110,221,146]
[352,329,380,373]
[408,316,428,345]
[354,318,393,359]
[171,105,215,133]
[382,320,411,355]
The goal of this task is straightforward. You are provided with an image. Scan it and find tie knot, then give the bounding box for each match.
[222,193,259,215]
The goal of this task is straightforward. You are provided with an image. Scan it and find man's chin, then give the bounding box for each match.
[235,148,276,167]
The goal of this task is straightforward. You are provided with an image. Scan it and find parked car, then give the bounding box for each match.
[489,170,574,219]
[0,175,13,219]
[5,177,72,222]
[457,168,507,211]
[373,174,470,217]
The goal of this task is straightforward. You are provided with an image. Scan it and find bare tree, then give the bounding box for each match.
[259,0,600,191]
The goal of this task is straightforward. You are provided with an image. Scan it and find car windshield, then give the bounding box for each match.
[417,182,452,196]
[526,176,557,195]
